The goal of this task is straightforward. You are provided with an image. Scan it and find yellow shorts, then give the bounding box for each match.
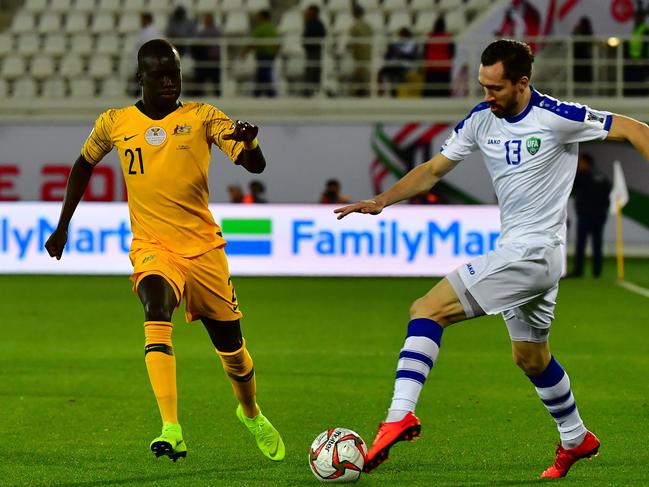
[129,245,243,323]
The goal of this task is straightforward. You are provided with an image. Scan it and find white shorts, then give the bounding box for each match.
[447,242,563,343]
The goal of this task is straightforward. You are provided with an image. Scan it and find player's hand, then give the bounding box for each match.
[334,199,384,220]
[44,227,68,260]
[223,120,258,145]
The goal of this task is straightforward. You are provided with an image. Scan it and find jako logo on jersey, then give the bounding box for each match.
[487,139,501,144]
[526,136,541,155]
[466,263,476,275]
[222,219,272,256]
[145,126,166,146]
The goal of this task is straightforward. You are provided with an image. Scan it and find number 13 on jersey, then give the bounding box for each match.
[504,140,522,165]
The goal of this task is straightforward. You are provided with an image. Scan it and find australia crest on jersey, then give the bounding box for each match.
[526,136,541,155]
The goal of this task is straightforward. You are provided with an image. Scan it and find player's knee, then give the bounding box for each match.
[143,302,173,322]
[512,349,546,375]
[203,319,243,352]
[409,296,452,326]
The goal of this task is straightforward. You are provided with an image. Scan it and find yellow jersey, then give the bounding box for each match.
[81,101,244,257]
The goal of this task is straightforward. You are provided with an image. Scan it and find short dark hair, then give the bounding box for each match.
[137,39,177,68]
[481,39,534,82]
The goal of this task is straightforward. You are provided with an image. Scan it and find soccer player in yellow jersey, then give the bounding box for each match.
[44,39,285,463]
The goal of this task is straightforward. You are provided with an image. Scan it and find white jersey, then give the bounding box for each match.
[441,87,612,246]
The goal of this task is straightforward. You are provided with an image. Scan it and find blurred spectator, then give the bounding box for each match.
[243,180,267,203]
[423,16,454,97]
[166,6,196,55]
[570,153,610,278]
[132,13,162,94]
[228,184,244,203]
[349,5,373,97]
[378,27,418,97]
[320,179,351,204]
[624,9,649,96]
[250,10,279,97]
[191,13,221,96]
[303,5,327,96]
[571,16,594,95]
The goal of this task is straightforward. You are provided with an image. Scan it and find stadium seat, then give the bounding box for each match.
[0,33,14,58]
[101,76,127,96]
[98,0,122,12]
[327,0,350,14]
[69,77,96,97]
[298,0,325,11]
[0,55,26,80]
[465,0,492,16]
[88,55,114,78]
[364,10,385,34]
[193,0,216,14]
[382,0,408,13]
[42,77,68,98]
[231,50,255,82]
[357,0,381,12]
[50,0,73,12]
[220,0,245,13]
[59,54,85,78]
[96,33,121,56]
[413,11,437,35]
[386,11,411,34]
[65,12,90,34]
[70,33,95,56]
[278,8,303,36]
[410,0,437,11]
[10,12,37,34]
[0,79,8,98]
[121,0,146,11]
[445,8,466,33]
[147,0,172,13]
[43,33,67,57]
[437,0,464,13]
[280,34,303,56]
[24,0,49,13]
[331,12,353,35]
[223,11,250,36]
[247,0,270,13]
[30,54,56,80]
[39,12,63,34]
[91,12,116,34]
[11,77,38,98]
[75,0,97,13]
[16,34,41,57]
[117,14,141,33]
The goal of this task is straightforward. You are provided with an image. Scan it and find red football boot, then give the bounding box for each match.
[541,431,600,478]
[363,412,421,473]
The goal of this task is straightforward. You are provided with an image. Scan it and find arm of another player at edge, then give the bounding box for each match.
[44,155,94,260]
[606,114,649,162]
[375,152,459,208]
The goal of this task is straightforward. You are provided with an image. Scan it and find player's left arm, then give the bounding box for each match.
[606,114,649,162]
[224,120,266,173]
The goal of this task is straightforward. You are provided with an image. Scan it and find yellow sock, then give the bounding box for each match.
[217,339,258,418]
[144,321,178,425]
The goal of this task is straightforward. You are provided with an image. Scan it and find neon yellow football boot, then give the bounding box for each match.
[150,422,187,462]
[236,405,285,461]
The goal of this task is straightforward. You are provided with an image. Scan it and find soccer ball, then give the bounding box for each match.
[308,427,368,483]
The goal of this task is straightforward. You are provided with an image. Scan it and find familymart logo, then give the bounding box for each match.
[222,218,272,256]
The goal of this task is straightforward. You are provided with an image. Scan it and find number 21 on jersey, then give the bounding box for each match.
[126,148,144,174]
[504,139,522,165]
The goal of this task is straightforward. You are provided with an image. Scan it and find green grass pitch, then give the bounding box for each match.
[2,259,648,486]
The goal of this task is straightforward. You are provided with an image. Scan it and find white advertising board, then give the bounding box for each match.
[0,203,501,276]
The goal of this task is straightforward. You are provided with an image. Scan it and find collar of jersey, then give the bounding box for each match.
[504,87,541,124]
[134,100,183,120]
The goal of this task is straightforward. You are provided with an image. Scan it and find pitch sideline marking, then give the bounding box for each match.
[617,280,649,299]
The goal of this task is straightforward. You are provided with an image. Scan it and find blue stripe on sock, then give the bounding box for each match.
[527,356,565,388]
[396,369,427,384]
[550,402,577,419]
[399,350,434,369]
[542,390,572,406]
[407,318,443,346]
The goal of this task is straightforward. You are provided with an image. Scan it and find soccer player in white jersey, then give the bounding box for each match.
[335,39,649,478]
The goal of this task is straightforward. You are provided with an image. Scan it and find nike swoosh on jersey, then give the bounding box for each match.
[124,134,137,141]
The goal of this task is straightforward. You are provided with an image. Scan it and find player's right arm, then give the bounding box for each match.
[334,152,459,219]
[45,109,116,260]
[44,156,94,259]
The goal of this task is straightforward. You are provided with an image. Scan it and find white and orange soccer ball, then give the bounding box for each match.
[308,428,368,483]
